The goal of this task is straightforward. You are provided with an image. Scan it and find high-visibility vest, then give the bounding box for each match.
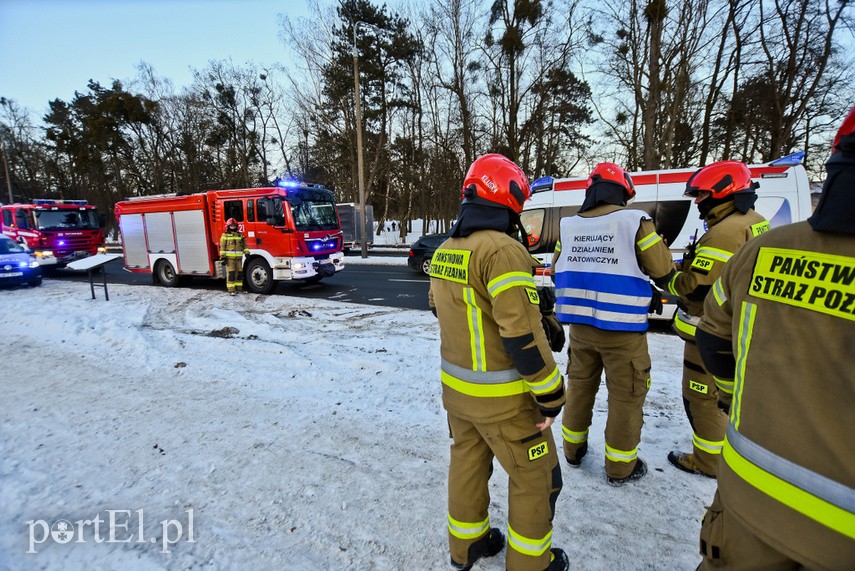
[554,209,651,331]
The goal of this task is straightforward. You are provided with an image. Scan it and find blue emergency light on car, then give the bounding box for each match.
[531,176,554,194]
[770,151,805,166]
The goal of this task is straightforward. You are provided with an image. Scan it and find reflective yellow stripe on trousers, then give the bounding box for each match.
[693,433,723,455]
[448,514,490,540]
[508,524,552,557]
[605,443,638,463]
[562,426,588,444]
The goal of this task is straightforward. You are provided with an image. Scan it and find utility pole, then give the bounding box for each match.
[0,142,12,203]
[353,24,369,259]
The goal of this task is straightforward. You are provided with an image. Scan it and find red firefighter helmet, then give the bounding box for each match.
[461,154,531,214]
[225,218,238,229]
[684,160,757,199]
[832,105,855,153]
[587,162,635,198]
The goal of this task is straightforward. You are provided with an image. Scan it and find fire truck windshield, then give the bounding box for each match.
[33,209,100,231]
[289,197,338,232]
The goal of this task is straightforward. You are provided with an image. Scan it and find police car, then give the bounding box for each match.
[0,234,43,287]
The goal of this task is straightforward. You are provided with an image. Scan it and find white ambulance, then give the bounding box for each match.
[520,153,813,319]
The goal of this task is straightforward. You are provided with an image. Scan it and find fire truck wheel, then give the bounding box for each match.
[246,258,274,294]
[155,259,179,287]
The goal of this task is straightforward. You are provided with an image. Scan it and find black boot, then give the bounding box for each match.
[606,458,647,487]
[565,441,587,468]
[450,527,505,570]
[545,547,569,571]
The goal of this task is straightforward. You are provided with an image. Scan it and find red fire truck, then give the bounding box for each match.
[0,199,107,268]
[114,182,345,294]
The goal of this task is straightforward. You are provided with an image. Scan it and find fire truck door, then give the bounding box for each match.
[245,198,261,246]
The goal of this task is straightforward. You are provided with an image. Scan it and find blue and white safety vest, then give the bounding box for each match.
[553,209,651,332]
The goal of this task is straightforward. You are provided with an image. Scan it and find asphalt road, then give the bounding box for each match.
[47,256,433,311]
[45,256,675,333]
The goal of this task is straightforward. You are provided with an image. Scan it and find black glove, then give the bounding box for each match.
[648,285,664,315]
[537,287,565,352]
[541,313,566,352]
[537,286,555,312]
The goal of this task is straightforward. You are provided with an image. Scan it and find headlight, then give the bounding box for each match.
[292,262,306,270]
[97,246,108,254]
[29,260,40,269]
[36,250,53,258]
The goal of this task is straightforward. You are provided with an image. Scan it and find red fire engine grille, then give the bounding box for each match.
[53,236,95,256]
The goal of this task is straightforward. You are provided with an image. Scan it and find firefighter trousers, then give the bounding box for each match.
[681,341,726,475]
[561,324,651,479]
[447,410,562,571]
[225,258,243,292]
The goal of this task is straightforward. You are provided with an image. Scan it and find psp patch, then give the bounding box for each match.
[525,288,540,305]
[689,380,709,394]
[691,256,715,275]
[528,441,549,461]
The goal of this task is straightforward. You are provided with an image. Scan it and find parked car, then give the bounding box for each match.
[407,233,449,275]
[0,235,42,287]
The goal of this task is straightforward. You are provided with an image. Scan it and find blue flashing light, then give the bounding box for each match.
[274,177,303,189]
[770,151,805,166]
[58,240,66,246]
[530,176,554,193]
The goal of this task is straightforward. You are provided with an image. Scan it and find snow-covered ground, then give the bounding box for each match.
[0,257,716,570]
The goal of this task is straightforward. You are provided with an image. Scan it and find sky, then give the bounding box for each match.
[0,250,717,569]
[0,0,311,117]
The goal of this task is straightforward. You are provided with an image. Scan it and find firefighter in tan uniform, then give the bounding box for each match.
[219,218,249,295]
[551,163,674,485]
[665,161,770,478]
[429,154,569,571]
[694,107,855,569]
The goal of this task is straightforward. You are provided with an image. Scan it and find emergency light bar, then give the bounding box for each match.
[272,178,326,190]
[530,176,554,194]
[32,199,89,205]
[770,151,805,166]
